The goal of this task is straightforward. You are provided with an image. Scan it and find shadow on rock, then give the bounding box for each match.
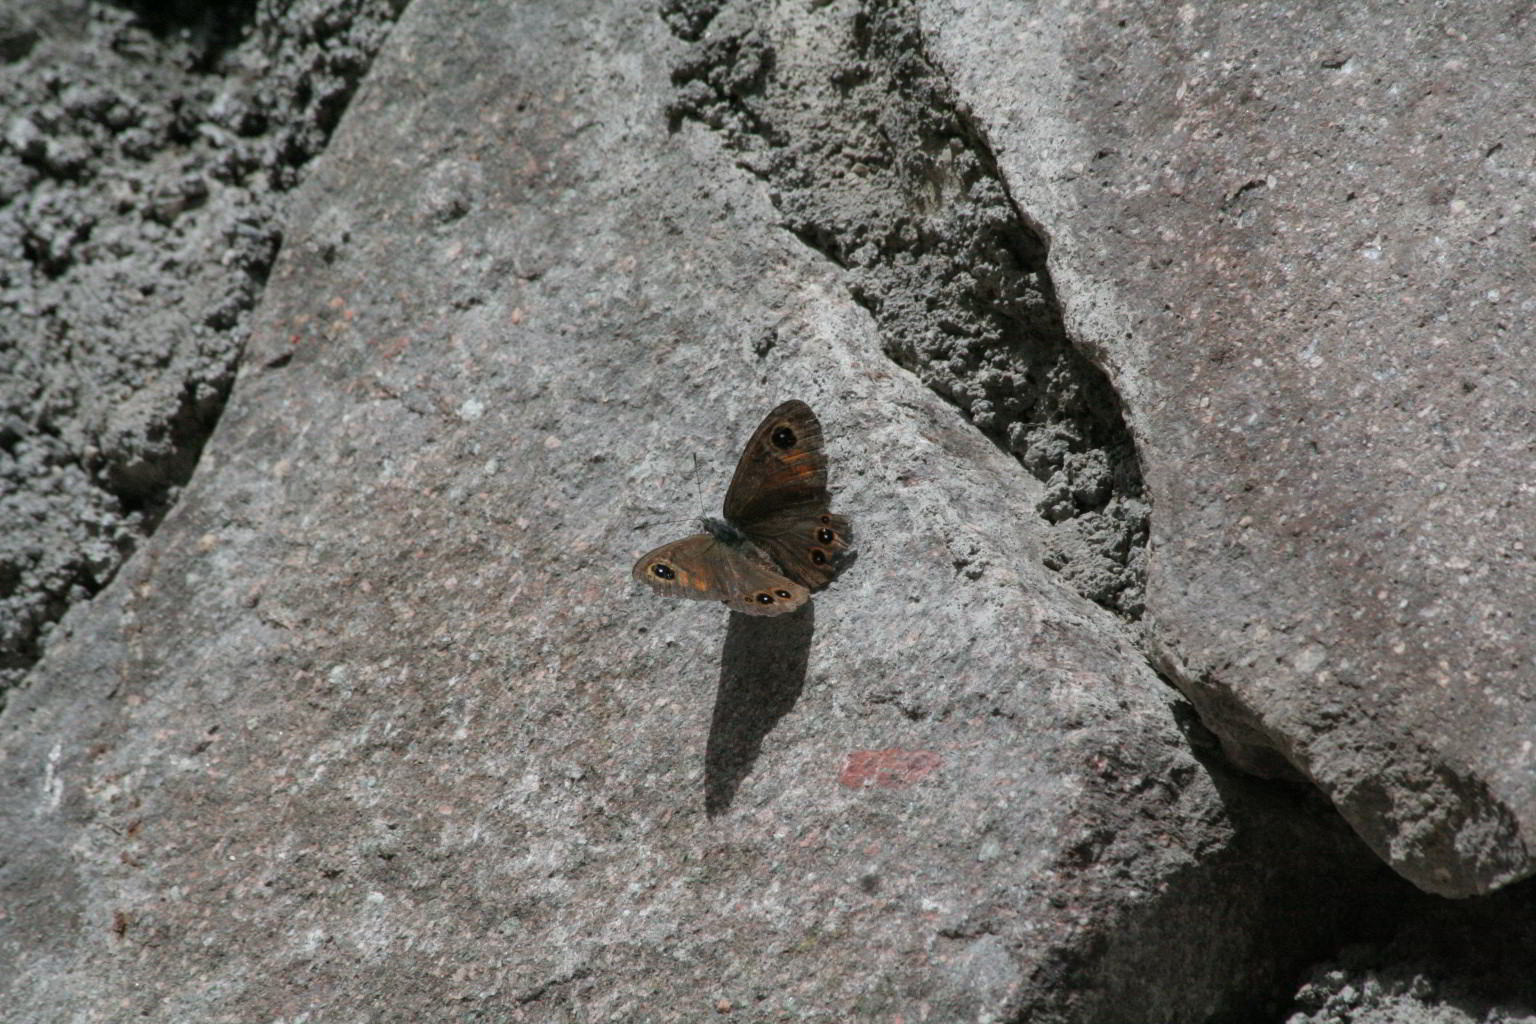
[704,602,814,816]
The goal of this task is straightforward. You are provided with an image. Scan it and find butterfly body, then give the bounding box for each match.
[700,516,749,546]
[633,401,852,617]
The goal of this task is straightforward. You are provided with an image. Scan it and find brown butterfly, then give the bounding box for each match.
[632,400,853,616]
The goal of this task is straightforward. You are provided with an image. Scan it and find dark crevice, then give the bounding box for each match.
[666,0,1148,620]
[1008,697,1536,1023]
[110,0,258,68]
[102,372,237,532]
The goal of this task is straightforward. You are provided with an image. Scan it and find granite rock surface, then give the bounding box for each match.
[2,0,1534,1021]
[920,0,1536,897]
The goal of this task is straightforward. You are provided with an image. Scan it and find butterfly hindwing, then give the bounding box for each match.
[739,506,852,590]
[632,534,810,617]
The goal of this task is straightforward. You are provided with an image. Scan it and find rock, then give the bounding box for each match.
[1284,884,1536,1023]
[0,0,404,692]
[3,0,1533,1020]
[0,0,1412,1020]
[922,0,1536,897]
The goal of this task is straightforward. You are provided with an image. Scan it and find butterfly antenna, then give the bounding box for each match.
[632,516,695,532]
[692,452,707,517]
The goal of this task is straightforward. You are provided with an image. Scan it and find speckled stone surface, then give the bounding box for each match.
[6,0,1534,1019]
[0,1,1405,1020]
[924,0,1536,897]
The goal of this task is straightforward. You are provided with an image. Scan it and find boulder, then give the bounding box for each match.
[3,0,1531,1020]
[920,0,1536,897]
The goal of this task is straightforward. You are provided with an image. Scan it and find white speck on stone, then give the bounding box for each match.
[41,742,63,813]
[1293,643,1326,675]
[459,398,485,420]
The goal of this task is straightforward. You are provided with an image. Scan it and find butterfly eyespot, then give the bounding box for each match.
[811,548,827,565]
[755,592,775,604]
[771,425,797,449]
[817,527,835,544]
[774,589,792,599]
[651,563,676,580]
[819,514,831,525]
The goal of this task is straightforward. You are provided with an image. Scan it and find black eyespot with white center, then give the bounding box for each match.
[818,527,835,544]
[651,563,676,580]
[811,549,827,565]
[775,589,791,599]
[771,425,797,449]
[755,592,775,604]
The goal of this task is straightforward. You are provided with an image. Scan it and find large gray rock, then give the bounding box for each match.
[923,0,1536,897]
[0,0,1413,1021]
[5,0,1535,1019]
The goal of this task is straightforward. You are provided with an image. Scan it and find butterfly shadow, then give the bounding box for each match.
[703,602,815,817]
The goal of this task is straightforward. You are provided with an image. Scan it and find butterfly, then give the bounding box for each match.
[632,400,853,616]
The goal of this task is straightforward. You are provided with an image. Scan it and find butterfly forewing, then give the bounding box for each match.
[719,400,851,589]
[722,400,830,525]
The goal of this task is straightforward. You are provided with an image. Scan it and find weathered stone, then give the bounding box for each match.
[0,0,406,694]
[923,0,1536,897]
[0,0,1414,1020]
[4,0,1534,1019]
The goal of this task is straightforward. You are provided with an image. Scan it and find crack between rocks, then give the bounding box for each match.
[655,2,1536,1021]
[665,0,1149,624]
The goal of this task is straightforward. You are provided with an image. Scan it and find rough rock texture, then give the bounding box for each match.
[0,0,1429,1021]
[3,0,1535,1021]
[0,0,406,695]
[918,0,1536,897]
[665,0,1150,620]
[1288,964,1536,1024]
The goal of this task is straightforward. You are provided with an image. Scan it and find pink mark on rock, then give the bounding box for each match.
[839,749,943,789]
